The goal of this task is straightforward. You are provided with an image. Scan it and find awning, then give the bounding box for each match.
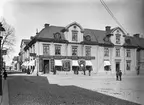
[72,60,79,66]
[86,60,93,66]
[104,61,111,66]
[55,60,62,66]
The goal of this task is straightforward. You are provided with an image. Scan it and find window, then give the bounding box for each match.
[126,60,131,70]
[72,46,78,56]
[55,45,61,55]
[54,33,61,40]
[126,49,131,57]
[104,47,109,57]
[85,46,91,56]
[43,44,49,55]
[116,34,121,44]
[33,45,35,53]
[116,48,120,57]
[72,30,78,41]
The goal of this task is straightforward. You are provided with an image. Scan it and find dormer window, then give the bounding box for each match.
[72,30,78,41]
[54,32,61,40]
[115,29,121,44]
[85,35,91,41]
[116,34,121,44]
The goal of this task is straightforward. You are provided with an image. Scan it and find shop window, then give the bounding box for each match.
[126,49,131,57]
[43,44,49,55]
[126,60,131,70]
[62,60,70,71]
[116,48,120,57]
[55,45,61,55]
[72,30,78,41]
[85,46,91,56]
[72,46,78,56]
[104,47,109,57]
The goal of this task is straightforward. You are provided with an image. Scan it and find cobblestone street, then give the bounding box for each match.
[7,73,140,105]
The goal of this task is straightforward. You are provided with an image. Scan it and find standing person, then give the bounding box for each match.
[119,70,122,81]
[3,70,7,80]
[88,66,92,76]
[137,65,140,75]
[116,68,119,81]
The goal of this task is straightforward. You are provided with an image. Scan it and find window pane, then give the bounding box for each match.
[116,48,120,57]
[104,47,109,57]
[116,34,121,44]
[55,45,61,55]
[85,46,91,56]
[43,44,49,55]
[72,31,78,41]
[126,49,131,57]
[72,46,78,56]
[126,61,131,70]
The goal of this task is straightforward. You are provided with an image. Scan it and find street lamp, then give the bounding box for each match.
[0,22,5,95]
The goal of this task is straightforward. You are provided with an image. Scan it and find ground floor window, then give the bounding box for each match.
[62,60,71,71]
[55,66,62,71]
[126,60,131,70]
[104,66,111,71]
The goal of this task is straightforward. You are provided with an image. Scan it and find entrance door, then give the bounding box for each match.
[116,62,120,71]
[44,60,49,73]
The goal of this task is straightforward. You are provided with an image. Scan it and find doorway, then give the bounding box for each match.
[116,62,120,71]
[43,60,49,74]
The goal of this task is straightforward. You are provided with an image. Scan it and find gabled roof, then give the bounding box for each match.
[110,27,126,35]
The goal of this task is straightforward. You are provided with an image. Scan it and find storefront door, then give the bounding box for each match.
[44,60,49,73]
[116,62,120,71]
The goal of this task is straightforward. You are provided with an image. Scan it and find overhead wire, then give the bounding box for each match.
[100,0,128,34]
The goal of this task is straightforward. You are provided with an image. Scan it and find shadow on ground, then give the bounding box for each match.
[7,75,140,105]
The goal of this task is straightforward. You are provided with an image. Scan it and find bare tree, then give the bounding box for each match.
[0,18,16,55]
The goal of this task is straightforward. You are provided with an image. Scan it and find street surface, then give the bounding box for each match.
[46,71,144,105]
[7,71,140,105]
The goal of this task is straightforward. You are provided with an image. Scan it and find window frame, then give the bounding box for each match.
[116,34,121,44]
[126,49,131,57]
[55,44,61,55]
[72,46,78,56]
[104,47,109,57]
[126,60,131,70]
[72,30,78,41]
[85,46,91,56]
[43,44,50,55]
[116,48,120,57]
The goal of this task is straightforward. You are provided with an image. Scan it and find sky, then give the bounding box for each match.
[0,0,144,65]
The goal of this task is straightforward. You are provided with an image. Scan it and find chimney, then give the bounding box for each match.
[134,34,140,38]
[105,26,111,35]
[44,23,50,28]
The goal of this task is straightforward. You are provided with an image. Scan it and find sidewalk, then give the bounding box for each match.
[0,79,9,105]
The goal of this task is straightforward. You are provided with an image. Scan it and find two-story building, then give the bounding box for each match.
[21,22,142,75]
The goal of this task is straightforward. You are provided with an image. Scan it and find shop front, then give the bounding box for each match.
[37,55,95,74]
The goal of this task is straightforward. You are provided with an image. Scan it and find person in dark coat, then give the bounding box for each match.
[3,70,7,80]
[116,68,119,81]
[137,65,140,75]
[119,70,122,81]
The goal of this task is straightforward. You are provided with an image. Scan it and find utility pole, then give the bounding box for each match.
[0,22,5,95]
